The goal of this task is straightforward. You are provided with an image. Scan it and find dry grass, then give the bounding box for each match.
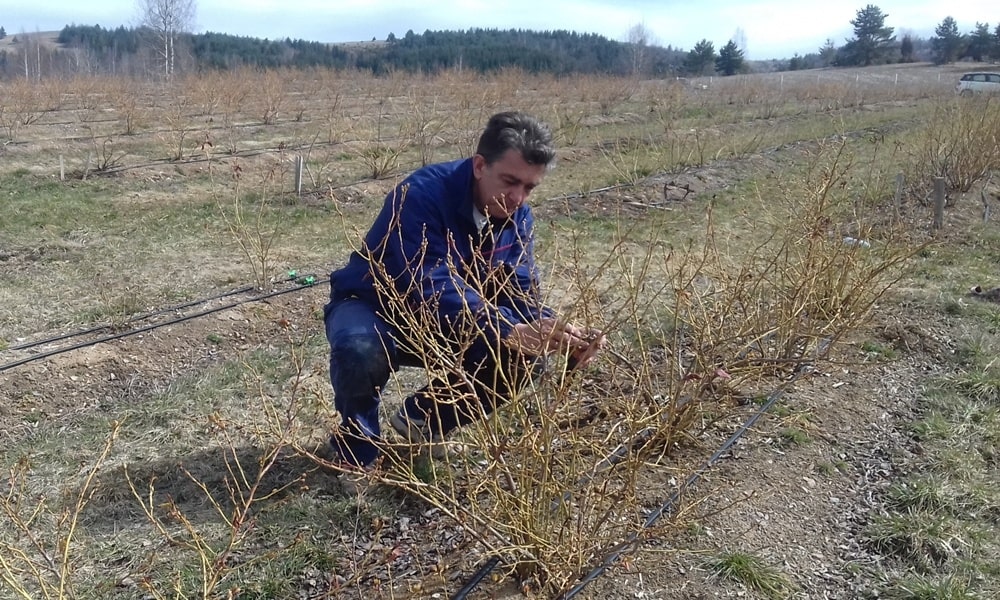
[1,63,997,598]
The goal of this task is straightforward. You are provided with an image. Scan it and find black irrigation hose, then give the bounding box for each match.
[8,284,256,352]
[453,361,818,600]
[558,365,814,600]
[3,256,828,597]
[451,557,502,600]
[451,423,658,600]
[0,276,326,374]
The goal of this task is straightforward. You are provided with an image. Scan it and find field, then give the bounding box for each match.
[2,62,1000,599]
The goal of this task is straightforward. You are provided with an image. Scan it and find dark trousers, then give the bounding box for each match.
[323,296,535,466]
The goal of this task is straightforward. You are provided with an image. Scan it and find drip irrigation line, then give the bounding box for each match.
[556,363,815,600]
[0,276,326,374]
[451,557,501,600]
[452,422,657,600]
[546,183,631,203]
[98,144,316,177]
[9,284,256,352]
[453,359,820,600]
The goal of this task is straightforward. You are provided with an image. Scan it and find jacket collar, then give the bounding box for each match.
[458,157,517,232]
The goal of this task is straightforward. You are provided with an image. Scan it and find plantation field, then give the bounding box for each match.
[1,62,999,599]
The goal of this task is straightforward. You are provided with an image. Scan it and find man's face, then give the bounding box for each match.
[472,149,547,219]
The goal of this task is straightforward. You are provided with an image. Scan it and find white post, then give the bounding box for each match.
[294,155,304,196]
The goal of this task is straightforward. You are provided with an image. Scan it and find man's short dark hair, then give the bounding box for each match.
[476,111,556,168]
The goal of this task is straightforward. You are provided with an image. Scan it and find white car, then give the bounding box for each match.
[956,72,1000,96]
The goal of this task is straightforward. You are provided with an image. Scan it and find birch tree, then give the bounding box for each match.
[136,0,195,78]
[626,23,654,77]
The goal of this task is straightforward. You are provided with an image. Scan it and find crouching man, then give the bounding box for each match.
[324,111,605,471]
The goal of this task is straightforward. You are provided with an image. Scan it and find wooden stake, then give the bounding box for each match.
[893,173,903,219]
[82,153,92,181]
[932,177,945,231]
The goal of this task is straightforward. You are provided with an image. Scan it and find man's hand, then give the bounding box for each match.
[568,327,606,369]
[507,318,606,367]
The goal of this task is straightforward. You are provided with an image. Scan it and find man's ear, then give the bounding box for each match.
[472,154,486,179]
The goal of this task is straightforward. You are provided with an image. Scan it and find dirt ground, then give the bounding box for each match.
[584,316,940,599]
[1,79,990,597]
[0,191,974,600]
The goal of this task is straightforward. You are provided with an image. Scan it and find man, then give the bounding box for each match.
[324,111,604,470]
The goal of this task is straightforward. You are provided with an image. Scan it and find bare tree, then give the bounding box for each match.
[626,22,657,77]
[732,27,748,59]
[136,0,196,78]
[15,29,42,81]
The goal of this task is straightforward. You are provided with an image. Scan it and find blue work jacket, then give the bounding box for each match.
[329,158,551,345]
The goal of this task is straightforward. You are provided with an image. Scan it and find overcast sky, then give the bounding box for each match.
[2,1,994,60]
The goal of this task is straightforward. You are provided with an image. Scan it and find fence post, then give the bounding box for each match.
[60,155,65,181]
[894,173,904,218]
[932,177,946,231]
[82,152,92,181]
[294,155,303,196]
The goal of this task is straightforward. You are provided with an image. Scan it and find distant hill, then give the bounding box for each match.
[0,24,690,79]
[0,31,62,51]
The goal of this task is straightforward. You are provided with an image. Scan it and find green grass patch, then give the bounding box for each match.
[768,402,793,418]
[815,458,850,477]
[861,339,899,360]
[948,369,1000,404]
[885,476,955,513]
[883,573,975,600]
[704,550,795,599]
[0,170,353,337]
[910,411,953,441]
[0,175,122,235]
[869,350,1000,597]
[777,427,810,447]
[864,512,966,566]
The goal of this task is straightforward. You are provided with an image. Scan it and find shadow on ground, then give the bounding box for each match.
[78,442,347,531]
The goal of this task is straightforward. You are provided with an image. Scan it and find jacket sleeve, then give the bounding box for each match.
[495,210,555,323]
[371,183,524,345]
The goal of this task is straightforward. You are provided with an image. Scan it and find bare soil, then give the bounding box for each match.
[2,67,991,598]
[1,174,980,600]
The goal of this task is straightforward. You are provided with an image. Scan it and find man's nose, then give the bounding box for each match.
[508,187,527,205]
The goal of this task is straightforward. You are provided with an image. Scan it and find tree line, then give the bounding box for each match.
[0,25,690,79]
[786,5,1000,70]
[1,4,999,81]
